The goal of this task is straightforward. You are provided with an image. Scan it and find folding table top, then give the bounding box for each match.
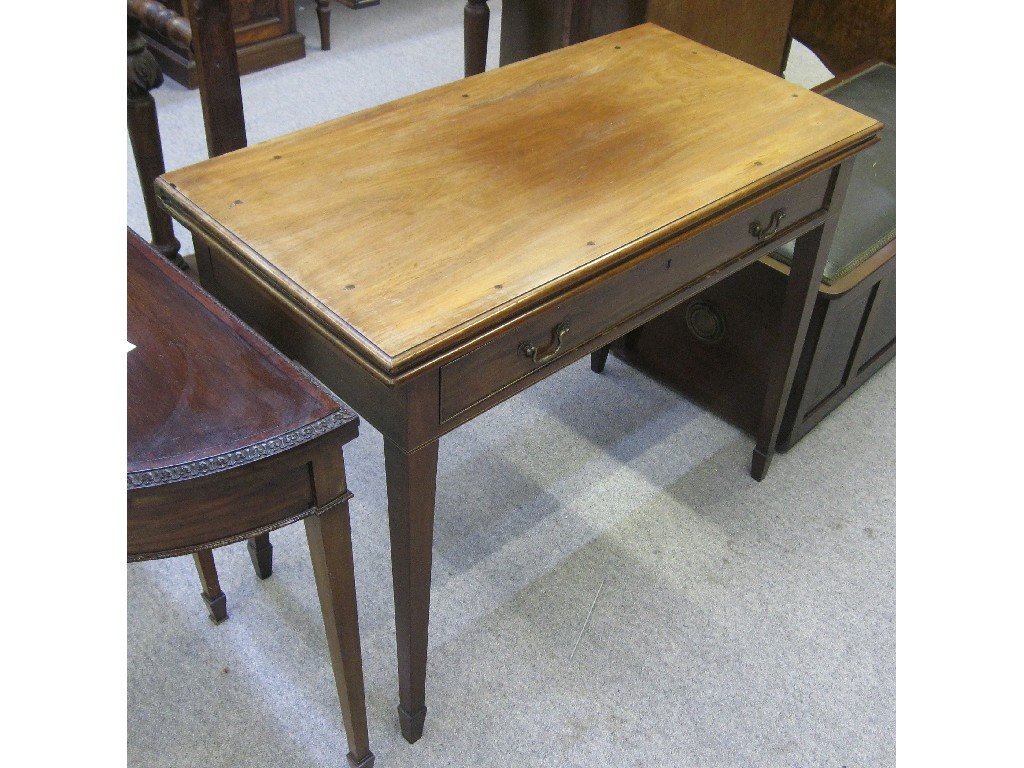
[158,24,880,376]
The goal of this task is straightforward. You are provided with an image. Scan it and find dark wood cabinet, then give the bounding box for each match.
[613,242,895,451]
[498,0,646,66]
[608,63,896,450]
[645,0,795,74]
[499,0,795,74]
[142,0,305,89]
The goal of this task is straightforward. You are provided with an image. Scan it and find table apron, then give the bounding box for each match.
[191,162,846,452]
[438,166,834,424]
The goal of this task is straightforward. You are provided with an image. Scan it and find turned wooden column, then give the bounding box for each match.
[127,13,185,269]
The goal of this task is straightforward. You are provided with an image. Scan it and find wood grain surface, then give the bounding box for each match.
[158,24,879,376]
[127,228,345,475]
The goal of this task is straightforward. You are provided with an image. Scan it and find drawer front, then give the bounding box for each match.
[439,168,832,421]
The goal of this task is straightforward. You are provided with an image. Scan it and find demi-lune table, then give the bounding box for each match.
[127,228,374,767]
[156,23,881,743]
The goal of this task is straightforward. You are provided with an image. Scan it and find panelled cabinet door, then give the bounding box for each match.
[163,0,296,46]
[144,0,303,88]
[225,0,296,47]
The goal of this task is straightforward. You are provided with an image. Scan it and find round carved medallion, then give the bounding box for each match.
[685,301,726,343]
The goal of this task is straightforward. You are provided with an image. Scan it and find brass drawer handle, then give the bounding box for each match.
[749,208,786,241]
[520,321,570,364]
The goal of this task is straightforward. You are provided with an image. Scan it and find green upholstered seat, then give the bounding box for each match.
[774,63,895,285]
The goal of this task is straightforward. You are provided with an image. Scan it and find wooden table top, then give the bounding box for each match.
[157,23,880,379]
[127,229,356,487]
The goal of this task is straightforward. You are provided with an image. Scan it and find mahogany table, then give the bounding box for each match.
[156,24,881,743]
[127,228,374,768]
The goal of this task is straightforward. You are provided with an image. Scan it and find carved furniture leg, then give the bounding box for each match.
[128,15,184,269]
[751,159,855,480]
[192,549,228,623]
[316,0,331,50]
[384,437,439,743]
[464,0,490,76]
[305,445,374,768]
[247,532,273,579]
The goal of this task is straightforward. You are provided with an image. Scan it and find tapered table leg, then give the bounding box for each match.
[305,447,374,768]
[247,532,273,579]
[752,160,855,480]
[464,0,490,76]
[592,326,643,374]
[192,549,227,623]
[384,437,439,743]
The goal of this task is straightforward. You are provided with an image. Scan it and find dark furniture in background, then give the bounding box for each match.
[616,61,894,449]
[129,0,188,268]
[493,0,895,76]
[137,1,381,88]
[310,1,383,52]
[497,0,795,73]
[787,0,896,76]
[127,227,375,768]
[140,0,307,89]
[128,0,251,269]
[645,0,794,72]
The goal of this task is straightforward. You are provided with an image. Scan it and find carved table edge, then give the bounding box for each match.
[127,410,354,489]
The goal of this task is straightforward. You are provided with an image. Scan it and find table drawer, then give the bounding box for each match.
[439,167,832,421]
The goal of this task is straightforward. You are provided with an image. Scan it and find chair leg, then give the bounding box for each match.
[316,0,331,50]
[464,0,490,77]
[247,532,273,579]
[193,549,228,623]
[591,327,643,373]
